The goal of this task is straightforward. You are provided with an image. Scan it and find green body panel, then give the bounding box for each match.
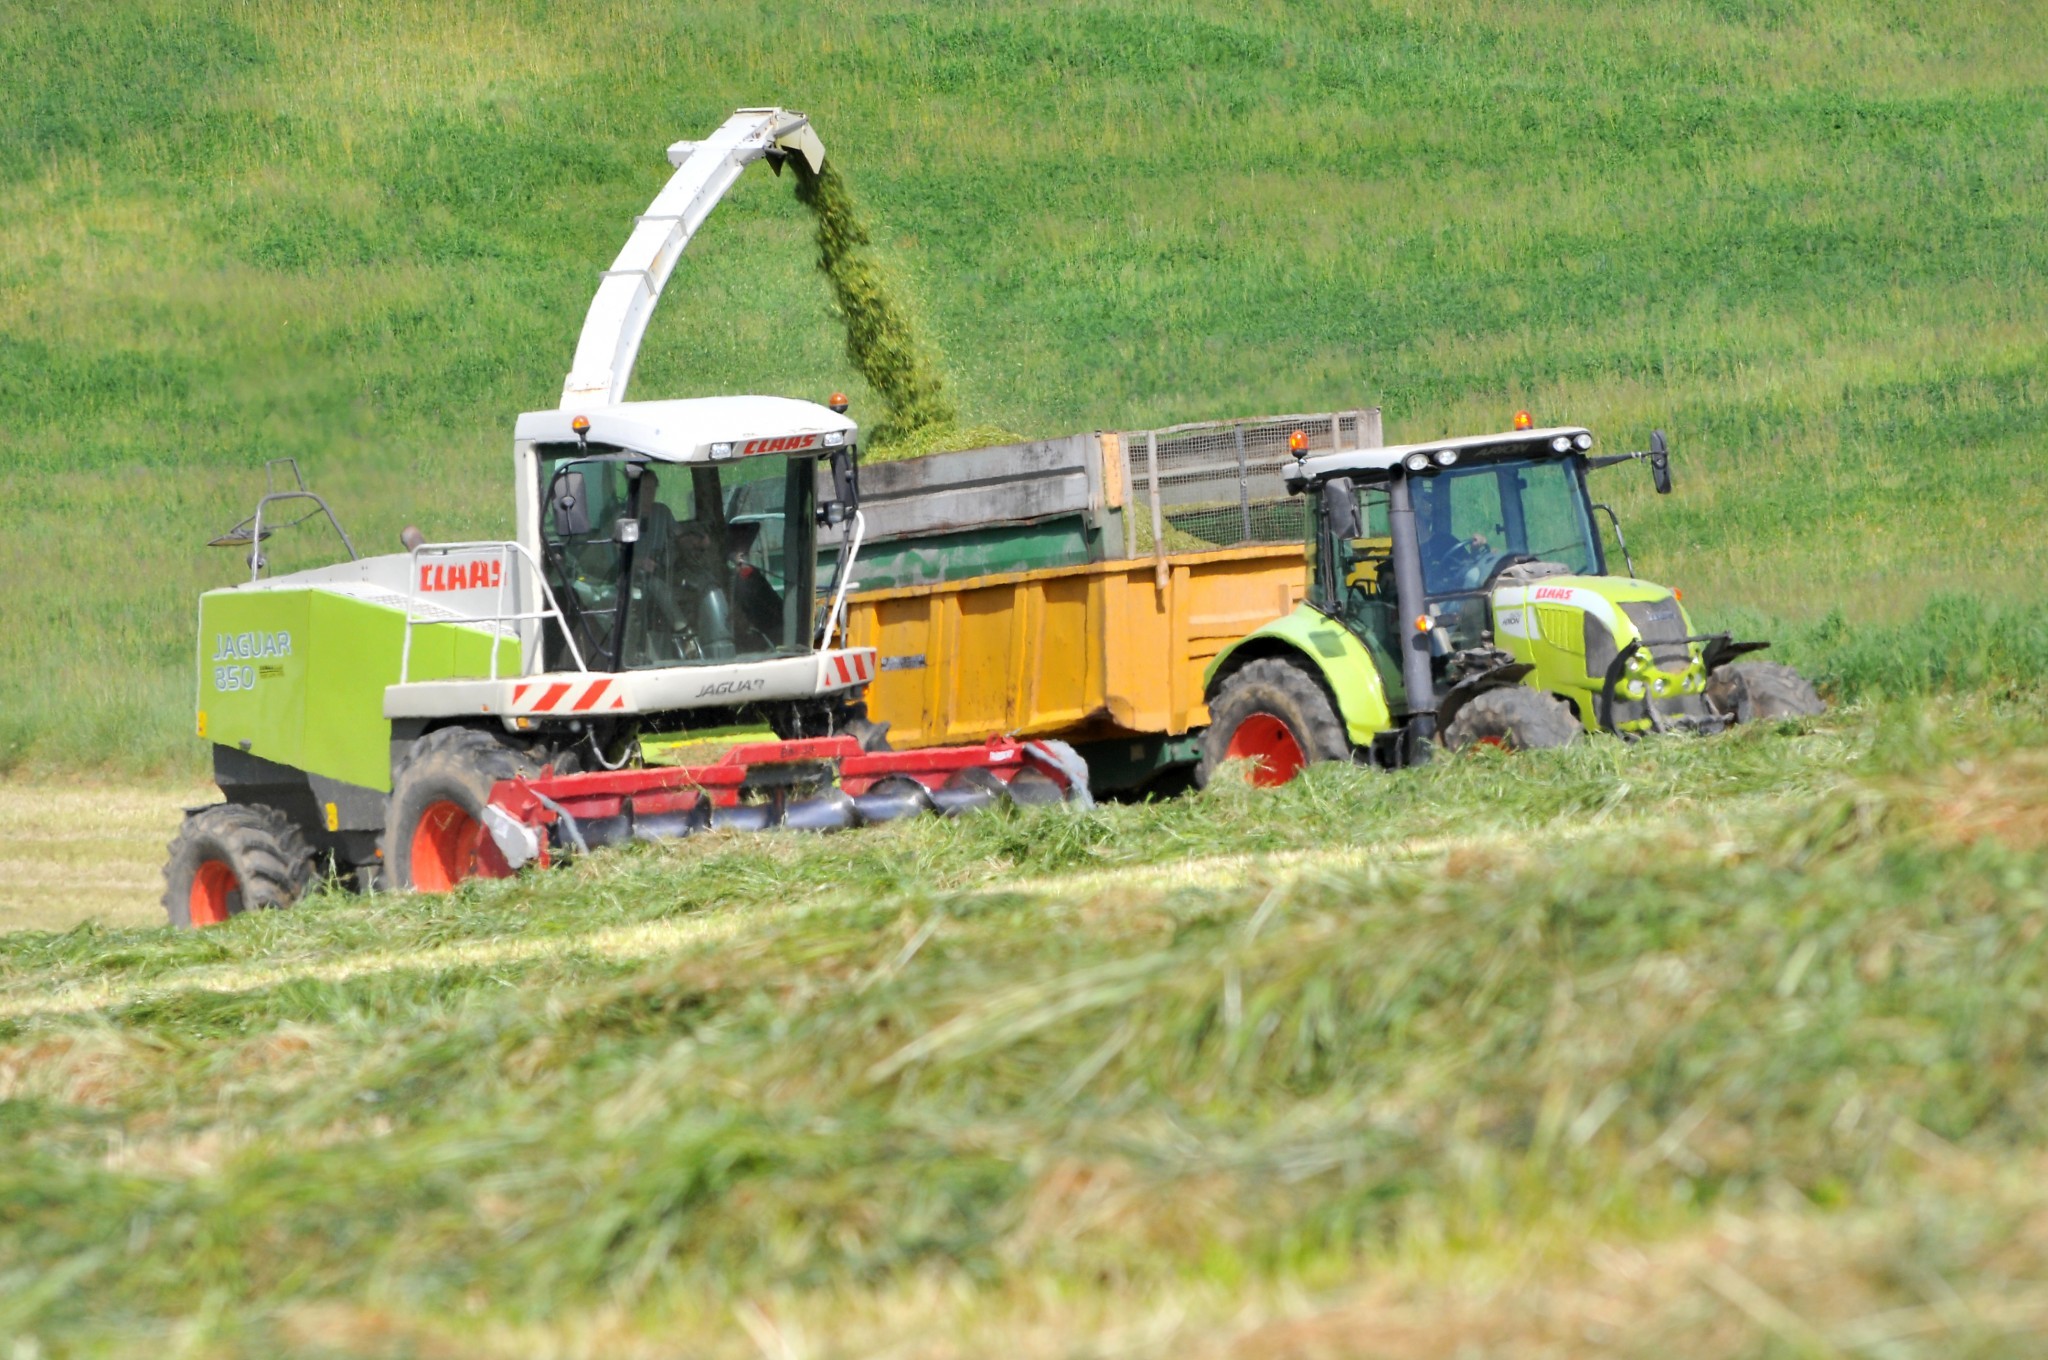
[198,586,516,791]
[1204,605,1395,745]
[1493,574,1706,731]
[822,517,1103,593]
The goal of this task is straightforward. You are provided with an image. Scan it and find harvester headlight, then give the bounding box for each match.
[1573,432,1593,450]
[1403,452,1431,472]
[1433,449,1459,467]
[1550,435,1573,453]
[709,441,736,460]
[822,430,846,447]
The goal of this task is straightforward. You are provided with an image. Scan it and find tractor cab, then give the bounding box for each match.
[513,396,860,676]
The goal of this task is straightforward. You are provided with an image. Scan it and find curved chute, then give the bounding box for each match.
[560,107,826,409]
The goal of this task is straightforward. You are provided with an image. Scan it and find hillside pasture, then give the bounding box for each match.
[1,0,2044,773]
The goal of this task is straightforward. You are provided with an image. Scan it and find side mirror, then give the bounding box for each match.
[830,446,860,510]
[551,471,591,536]
[1649,430,1672,495]
[1320,477,1361,541]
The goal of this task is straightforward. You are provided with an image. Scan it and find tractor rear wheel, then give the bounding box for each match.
[1443,686,1582,751]
[162,803,317,929]
[1198,658,1352,788]
[384,726,540,893]
[1707,661,1826,723]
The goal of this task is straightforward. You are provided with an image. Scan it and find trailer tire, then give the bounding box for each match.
[1198,658,1351,788]
[1707,661,1826,723]
[384,726,540,893]
[162,803,317,930]
[1443,686,1582,751]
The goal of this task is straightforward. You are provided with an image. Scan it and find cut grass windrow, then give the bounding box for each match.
[2,696,2047,1355]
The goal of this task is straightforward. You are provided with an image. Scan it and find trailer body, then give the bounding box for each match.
[839,412,1377,789]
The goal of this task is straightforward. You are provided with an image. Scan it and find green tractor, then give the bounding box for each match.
[1198,422,1822,782]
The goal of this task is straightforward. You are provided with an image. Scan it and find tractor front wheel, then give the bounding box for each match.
[1443,686,1582,751]
[162,803,317,929]
[1707,661,1826,723]
[384,727,541,892]
[1198,658,1352,788]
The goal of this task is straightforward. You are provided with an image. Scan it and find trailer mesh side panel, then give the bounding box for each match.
[1121,411,1368,550]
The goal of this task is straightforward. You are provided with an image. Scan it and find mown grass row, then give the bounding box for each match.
[3,697,2047,1353]
[2,0,2043,773]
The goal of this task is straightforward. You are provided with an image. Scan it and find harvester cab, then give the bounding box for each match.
[162,107,1089,928]
[1200,423,1823,779]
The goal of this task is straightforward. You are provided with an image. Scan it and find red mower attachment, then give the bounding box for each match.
[469,735,1093,877]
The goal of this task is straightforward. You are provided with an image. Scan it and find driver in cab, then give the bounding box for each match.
[1412,480,1491,592]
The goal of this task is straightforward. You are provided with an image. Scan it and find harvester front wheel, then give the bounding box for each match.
[1443,686,1582,751]
[385,727,540,893]
[1198,658,1351,788]
[1707,661,1826,723]
[162,803,317,929]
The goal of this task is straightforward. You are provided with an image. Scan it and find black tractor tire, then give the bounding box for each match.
[384,726,541,893]
[1443,685,1583,751]
[1707,661,1826,723]
[1197,657,1352,788]
[162,803,318,930]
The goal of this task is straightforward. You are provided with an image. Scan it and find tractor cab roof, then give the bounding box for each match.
[1286,425,1594,488]
[515,396,857,464]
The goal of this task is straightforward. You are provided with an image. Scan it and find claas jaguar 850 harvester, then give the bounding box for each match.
[163,108,1087,928]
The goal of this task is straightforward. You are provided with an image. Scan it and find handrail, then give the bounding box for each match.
[398,540,587,685]
[242,491,359,581]
[818,510,866,651]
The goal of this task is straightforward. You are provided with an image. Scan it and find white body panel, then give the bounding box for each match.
[384,647,877,722]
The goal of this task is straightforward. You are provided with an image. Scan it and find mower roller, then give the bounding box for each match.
[163,108,1089,928]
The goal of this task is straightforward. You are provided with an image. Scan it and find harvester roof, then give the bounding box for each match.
[515,396,857,463]
[1287,425,1594,487]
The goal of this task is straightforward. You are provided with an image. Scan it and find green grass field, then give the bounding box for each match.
[2,0,2044,773]
[6,696,2048,1355]
[6,3,2048,1354]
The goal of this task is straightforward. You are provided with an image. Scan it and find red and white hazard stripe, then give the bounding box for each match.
[824,650,873,688]
[511,677,629,714]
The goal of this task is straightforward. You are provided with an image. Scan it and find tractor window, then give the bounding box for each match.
[1332,485,1402,675]
[1410,457,1599,597]
[538,447,816,671]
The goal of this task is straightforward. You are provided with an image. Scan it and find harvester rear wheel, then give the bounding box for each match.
[1198,658,1351,788]
[1707,661,1826,723]
[1443,686,1582,751]
[384,727,540,893]
[162,803,317,930]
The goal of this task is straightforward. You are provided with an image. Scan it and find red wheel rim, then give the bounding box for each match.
[409,799,512,892]
[1225,713,1308,787]
[189,858,237,927]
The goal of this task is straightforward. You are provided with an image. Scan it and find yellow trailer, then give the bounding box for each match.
[828,409,1381,791]
[843,544,1307,760]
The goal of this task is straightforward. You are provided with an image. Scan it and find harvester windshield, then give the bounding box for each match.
[536,445,816,671]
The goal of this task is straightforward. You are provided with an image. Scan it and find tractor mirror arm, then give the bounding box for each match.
[1588,431,1674,493]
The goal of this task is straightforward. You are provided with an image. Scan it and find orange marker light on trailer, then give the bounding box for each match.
[1288,429,1308,454]
[1674,589,1684,601]
[1513,410,1533,430]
